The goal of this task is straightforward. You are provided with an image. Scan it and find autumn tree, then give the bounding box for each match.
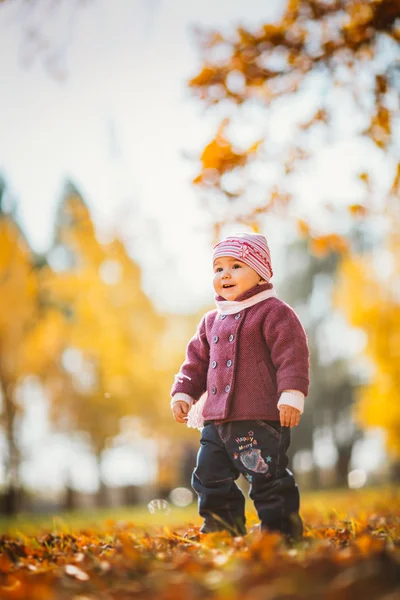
[188,0,399,465]
[44,182,168,497]
[0,177,65,514]
[0,179,35,512]
[280,237,362,487]
[188,0,399,241]
[334,171,400,463]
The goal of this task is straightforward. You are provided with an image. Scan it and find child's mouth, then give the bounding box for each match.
[223,284,235,289]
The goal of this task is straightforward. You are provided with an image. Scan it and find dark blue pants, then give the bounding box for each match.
[192,420,303,539]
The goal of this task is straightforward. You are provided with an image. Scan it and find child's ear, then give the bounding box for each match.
[258,278,265,285]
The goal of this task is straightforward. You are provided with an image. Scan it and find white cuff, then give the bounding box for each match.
[278,390,305,414]
[170,393,194,409]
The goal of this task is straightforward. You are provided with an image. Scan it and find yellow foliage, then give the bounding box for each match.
[297,219,309,237]
[311,234,349,257]
[0,189,199,490]
[44,191,168,454]
[0,217,39,380]
[194,119,262,187]
[334,222,400,456]
[348,204,368,217]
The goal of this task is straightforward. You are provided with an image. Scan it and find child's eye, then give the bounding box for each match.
[214,267,223,273]
[232,264,241,269]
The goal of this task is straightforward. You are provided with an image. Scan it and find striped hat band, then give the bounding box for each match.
[212,233,273,282]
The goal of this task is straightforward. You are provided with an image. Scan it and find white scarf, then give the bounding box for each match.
[215,286,278,315]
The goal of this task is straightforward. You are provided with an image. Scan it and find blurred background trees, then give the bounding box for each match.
[0,177,44,514]
[189,0,399,230]
[0,0,399,515]
[188,0,400,475]
[0,177,201,514]
[279,237,361,488]
[334,181,400,469]
[43,184,167,503]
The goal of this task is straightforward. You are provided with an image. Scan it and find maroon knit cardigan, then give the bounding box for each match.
[171,283,310,422]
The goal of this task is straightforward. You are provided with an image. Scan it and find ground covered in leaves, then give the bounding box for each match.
[0,488,399,599]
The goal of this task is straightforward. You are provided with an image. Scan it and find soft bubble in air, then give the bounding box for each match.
[169,487,193,507]
[147,499,171,514]
[348,468,367,489]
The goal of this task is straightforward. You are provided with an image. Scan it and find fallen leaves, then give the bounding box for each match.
[0,493,399,599]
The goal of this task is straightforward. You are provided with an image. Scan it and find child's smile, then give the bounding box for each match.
[213,256,262,300]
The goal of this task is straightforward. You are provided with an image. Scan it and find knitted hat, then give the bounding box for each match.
[213,233,273,282]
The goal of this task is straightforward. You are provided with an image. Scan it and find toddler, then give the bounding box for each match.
[171,233,309,540]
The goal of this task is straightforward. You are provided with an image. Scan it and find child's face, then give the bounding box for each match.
[213,256,261,300]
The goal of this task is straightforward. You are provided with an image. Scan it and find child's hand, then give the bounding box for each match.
[279,404,301,428]
[172,401,190,424]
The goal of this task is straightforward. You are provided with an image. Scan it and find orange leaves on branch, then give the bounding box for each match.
[189,0,398,239]
[297,219,310,237]
[295,220,349,256]
[389,162,400,197]
[193,119,263,190]
[247,139,263,155]
[359,172,370,186]
[347,3,374,28]
[348,204,368,217]
[269,186,292,210]
[189,0,399,107]
[310,234,349,257]
[298,109,328,131]
[284,146,310,174]
[189,65,225,89]
[248,221,260,233]
[375,74,388,97]
[364,106,391,149]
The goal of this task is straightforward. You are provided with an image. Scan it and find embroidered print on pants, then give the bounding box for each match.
[239,448,269,473]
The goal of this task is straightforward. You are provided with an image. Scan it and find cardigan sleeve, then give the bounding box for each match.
[263,302,310,397]
[170,315,210,403]
[278,390,305,413]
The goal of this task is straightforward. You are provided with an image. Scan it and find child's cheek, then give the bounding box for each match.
[213,274,221,290]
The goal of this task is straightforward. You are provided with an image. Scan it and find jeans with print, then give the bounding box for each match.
[192,420,303,539]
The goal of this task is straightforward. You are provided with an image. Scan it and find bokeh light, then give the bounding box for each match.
[348,469,367,489]
[147,499,171,514]
[169,487,194,507]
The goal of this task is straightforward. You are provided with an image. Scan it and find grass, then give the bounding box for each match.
[0,484,399,538]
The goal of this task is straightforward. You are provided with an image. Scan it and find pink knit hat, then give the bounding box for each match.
[213,233,273,282]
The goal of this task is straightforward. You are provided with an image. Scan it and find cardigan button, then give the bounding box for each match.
[212,361,217,368]
[226,359,232,367]
[212,386,217,394]
[229,334,234,342]
[213,335,219,343]
[235,313,241,319]
[220,314,227,320]
[225,384,231,392]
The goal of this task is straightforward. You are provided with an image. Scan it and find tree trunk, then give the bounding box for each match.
[64,484,76,511]
[63,470,77,511]
[0,380,22,516]
[95,452,108,507]
[310,466,321,490]
[335,444,353,488]
[390,460,400,483]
